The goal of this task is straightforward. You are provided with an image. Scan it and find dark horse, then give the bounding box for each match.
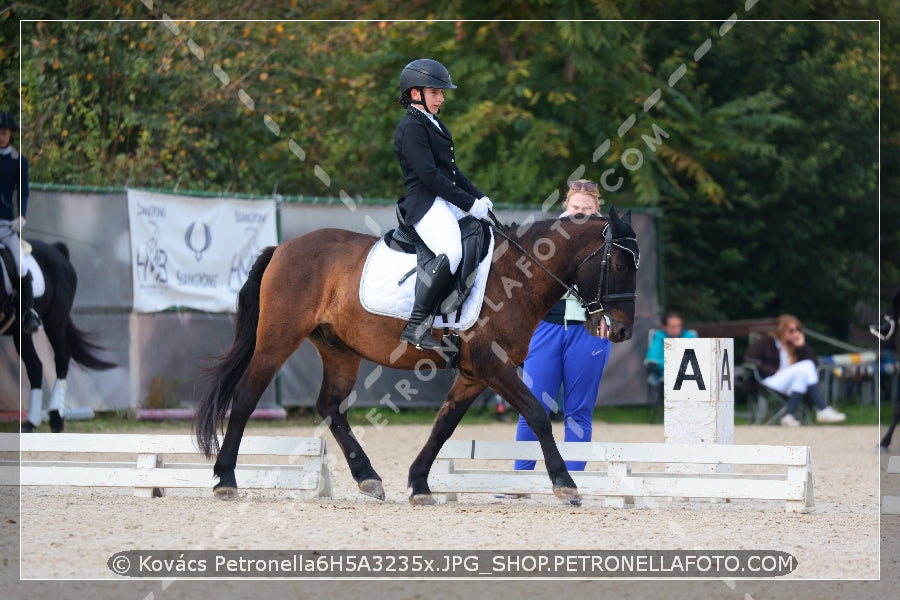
[195,209,638,505]
[0,239,117,432]
[874,286,900,452]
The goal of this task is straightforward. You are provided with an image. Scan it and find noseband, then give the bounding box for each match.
[486,214,638,316]
[573,223,639,316]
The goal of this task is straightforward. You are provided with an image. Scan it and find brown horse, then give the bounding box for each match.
[195,208,639,506]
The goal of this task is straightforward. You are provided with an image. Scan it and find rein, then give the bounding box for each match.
[484,211,637,315]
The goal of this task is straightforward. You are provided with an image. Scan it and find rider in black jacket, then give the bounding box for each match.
[393,59,492,350]
[0,110,41,334]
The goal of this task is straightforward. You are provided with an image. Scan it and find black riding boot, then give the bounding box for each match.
[400,254,454,351]
[20,272,41,335]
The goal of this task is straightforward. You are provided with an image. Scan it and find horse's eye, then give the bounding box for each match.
[616,263,626,272]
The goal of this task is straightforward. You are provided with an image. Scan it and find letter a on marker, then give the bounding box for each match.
[720,348,732,390]
[674,349,706,390]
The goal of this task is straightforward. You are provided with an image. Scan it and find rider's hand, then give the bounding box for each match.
[10,216,25,233]
[470,196,493,219]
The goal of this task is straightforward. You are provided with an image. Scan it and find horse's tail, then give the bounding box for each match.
[66,320,118,371]
[194,246,277,459]
[52,242,70,260]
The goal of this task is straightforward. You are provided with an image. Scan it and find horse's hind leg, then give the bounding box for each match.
[213,376,258,498]
[43,318,71,433]
[312,334,384,500]
[17,334,43,432]
[212,322,313,499]
[407,373,486,505]
[881,399,900,451]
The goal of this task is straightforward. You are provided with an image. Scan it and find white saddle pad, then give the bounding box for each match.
[0,244,44,298]
[359,235,494,330]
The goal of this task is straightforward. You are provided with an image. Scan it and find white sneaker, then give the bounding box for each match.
[780,413,801,427]
[816,406,846,424]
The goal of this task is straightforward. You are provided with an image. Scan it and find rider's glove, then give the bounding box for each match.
[469,196,493,219]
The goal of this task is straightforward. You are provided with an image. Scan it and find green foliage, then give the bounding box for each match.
[2,0,891,336]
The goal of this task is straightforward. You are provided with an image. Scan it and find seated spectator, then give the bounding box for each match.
[645,309,696,385]
[743,314,846,426]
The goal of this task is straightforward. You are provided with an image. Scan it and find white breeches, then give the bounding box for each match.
[762,359,818,395]
[413,198,464,273]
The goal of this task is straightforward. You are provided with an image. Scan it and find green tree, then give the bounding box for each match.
[4,0,891,340]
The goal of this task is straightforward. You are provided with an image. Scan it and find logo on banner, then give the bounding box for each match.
[229,227,264,293]
[185,221,213,262]
[135,221,168,284]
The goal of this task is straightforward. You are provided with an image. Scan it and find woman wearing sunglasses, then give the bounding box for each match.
[510,179,612,475]
[744,314,846,426]
[393,58,493,350]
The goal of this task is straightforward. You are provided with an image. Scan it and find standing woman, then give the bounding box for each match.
[394,58,492,350]
[513,180,611,472]
[0,110,41,334]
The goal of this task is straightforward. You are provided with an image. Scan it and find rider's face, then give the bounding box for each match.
[414,87,444,113]
[0,129,11,149]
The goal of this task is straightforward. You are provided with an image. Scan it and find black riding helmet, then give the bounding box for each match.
[398,59,456,114]
[0,111,16,131]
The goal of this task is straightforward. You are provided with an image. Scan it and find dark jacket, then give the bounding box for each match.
[743,334,818,392]
[393,106,484,226]
[0,150,28,221]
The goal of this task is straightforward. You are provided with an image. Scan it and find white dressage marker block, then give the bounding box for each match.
[0,433,332,499]
[664,337,734,474]
[429,440,815,513]
[885,456,900,515]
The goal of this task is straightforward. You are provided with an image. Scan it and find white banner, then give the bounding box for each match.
[127,189,278,313]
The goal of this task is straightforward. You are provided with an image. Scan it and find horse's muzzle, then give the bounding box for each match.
[587,313,631,343]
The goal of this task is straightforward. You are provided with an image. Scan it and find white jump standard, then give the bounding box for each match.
[0,433,333,499]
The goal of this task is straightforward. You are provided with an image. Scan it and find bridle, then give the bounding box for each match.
[485,212,638,316]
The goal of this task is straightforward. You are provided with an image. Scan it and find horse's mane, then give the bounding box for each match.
[498,214,611,238]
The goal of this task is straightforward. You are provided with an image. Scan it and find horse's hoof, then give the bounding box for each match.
[20,421,36,433]
[49,410,64,433]
[409,493,436,506]
[358,479,385,500]
[553,486,582,506]
[214,486,240,500]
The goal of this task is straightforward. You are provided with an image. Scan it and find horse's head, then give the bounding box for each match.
[871,286,900,354]
[572,206,639,343]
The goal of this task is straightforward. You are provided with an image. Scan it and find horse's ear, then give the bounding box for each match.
[607,206,631,227]
[608,205,619,222]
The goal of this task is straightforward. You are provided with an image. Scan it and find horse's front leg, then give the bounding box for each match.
[408,373,486,505]
[17,333,44,432]
[488,366,581,506]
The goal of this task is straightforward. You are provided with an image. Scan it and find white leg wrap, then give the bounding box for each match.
[48,379,66,417]
[25,389,42,426]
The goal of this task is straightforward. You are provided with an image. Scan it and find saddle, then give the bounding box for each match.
[384,211,492,320]
[0,241,44,297]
